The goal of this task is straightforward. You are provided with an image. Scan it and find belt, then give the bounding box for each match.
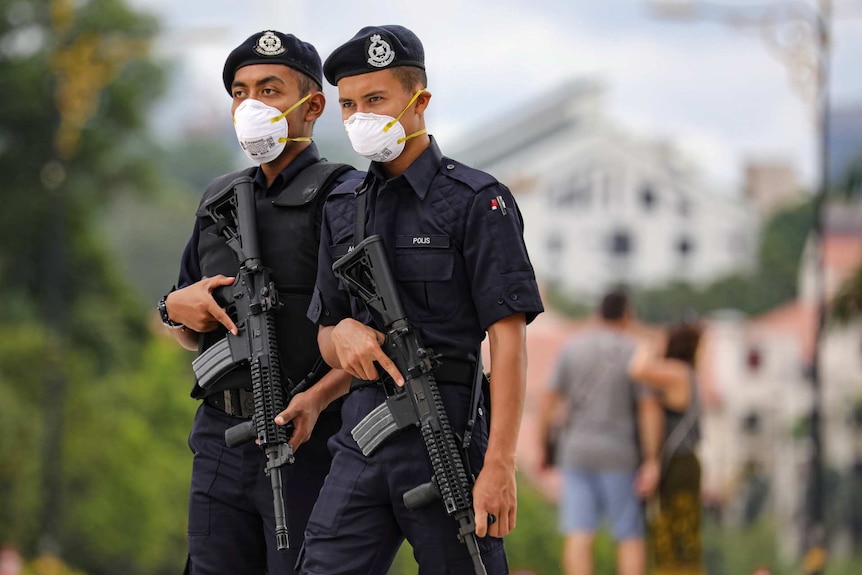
[350,358,475,391]
[204,388,256,418]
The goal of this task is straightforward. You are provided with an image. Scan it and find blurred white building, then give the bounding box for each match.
[699,202,862,559]
[453,79,759,302]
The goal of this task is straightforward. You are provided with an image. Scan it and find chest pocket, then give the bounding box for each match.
[393,237,457,322]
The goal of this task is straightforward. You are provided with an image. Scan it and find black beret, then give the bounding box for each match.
[323,25,425,86]
[222,30,322,94]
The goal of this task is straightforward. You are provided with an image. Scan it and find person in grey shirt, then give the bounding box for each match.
[539,289,663,575]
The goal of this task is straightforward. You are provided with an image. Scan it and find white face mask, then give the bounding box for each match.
[344,89,427,163]
[233,95,311,164]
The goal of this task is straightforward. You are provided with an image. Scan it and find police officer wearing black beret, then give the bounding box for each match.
[298,25,544,574]
[160,30,362,575]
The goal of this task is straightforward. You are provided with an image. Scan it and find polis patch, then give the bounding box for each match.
[395,234,450,248]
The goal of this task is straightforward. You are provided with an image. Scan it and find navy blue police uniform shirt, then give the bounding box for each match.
[176,142,351,288]
[308,136,544,362]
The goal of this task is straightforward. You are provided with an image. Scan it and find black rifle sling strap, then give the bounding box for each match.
[353,180,370,246]
[461,352,485,458]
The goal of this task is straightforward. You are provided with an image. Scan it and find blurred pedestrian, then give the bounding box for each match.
[539,289,663,575]
[629,321,706,575]
[160,30,361,575]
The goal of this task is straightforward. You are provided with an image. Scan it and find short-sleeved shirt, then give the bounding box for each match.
[548,328,643,471]
[307,137,543,362]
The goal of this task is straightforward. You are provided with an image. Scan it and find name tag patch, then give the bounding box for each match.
[395,234,450,248]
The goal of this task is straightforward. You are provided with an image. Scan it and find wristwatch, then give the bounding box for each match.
[158,292,184,329]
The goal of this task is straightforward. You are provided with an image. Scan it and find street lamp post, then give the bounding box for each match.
[646,2,831,574]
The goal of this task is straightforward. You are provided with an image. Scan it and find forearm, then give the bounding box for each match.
[638,396,665,463]
[304,367,352,410]
[170,327,199,351]
[485,315,528,468]
[317,325,342,370]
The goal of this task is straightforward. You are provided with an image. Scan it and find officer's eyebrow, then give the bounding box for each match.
[231,76,286,90]
[254,76,285,87]
[339,89,386,103]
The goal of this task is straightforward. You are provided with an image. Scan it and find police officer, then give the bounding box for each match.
[159,30,360,575]
[298,25,544,575]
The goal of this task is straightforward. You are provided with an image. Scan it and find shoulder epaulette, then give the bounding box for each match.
[439,157,498,193]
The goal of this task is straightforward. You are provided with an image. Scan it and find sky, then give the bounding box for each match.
[130,0,862,194]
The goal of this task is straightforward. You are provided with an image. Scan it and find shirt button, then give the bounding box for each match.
[510,293,519,301]
[323,309,330,316]
[447,164,455,170]
[497,298,504,305]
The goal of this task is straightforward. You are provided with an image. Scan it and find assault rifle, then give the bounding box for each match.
[190,175,294,550]
[332,235,487,575]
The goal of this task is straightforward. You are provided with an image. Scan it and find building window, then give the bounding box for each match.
[746,346,762,372]
[640,184,657,212]
[555,174,591,209]
[676,236,695,258]
[609,229,633,257]
[546,233,564,255]
[742,411,761,434]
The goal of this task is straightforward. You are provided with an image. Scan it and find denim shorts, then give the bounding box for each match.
[559,465,645,540]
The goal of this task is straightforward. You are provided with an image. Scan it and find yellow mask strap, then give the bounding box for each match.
[384,89,425,133]
[272,93,312,124]
[396,128,427,145]
[273,93,313,143]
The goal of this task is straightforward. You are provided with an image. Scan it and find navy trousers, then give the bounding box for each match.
[186,402,340,575]
[299,383,508,575]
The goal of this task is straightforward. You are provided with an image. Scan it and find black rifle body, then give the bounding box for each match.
[191,176,294,550]
[332,235,487,575]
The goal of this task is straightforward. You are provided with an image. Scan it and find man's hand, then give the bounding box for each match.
[472,458,517,538]
[166,275,238,335]
[635,458,661,498]
[328,319,404,385]
[274,390,323,452]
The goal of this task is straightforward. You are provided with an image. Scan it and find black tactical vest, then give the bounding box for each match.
[190,160,353,398]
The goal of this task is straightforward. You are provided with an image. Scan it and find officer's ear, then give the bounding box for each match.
[304,91,326,122]
[414,90,431,115]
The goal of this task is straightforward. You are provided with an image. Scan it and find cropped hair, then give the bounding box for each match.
[599,288,629,321]
[390,65,427,94]
[664,322,702,366]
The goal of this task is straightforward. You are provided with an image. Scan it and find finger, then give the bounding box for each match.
[274,406,293,426]
[210,274,236,287]
[210,303,238,335]
[474,504,488,538]
[374,349,404,386]
[287,422,308,452]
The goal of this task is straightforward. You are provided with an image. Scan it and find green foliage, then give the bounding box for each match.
[60,336,196,575]
[0,1,189,573]
[702,517,790,575]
